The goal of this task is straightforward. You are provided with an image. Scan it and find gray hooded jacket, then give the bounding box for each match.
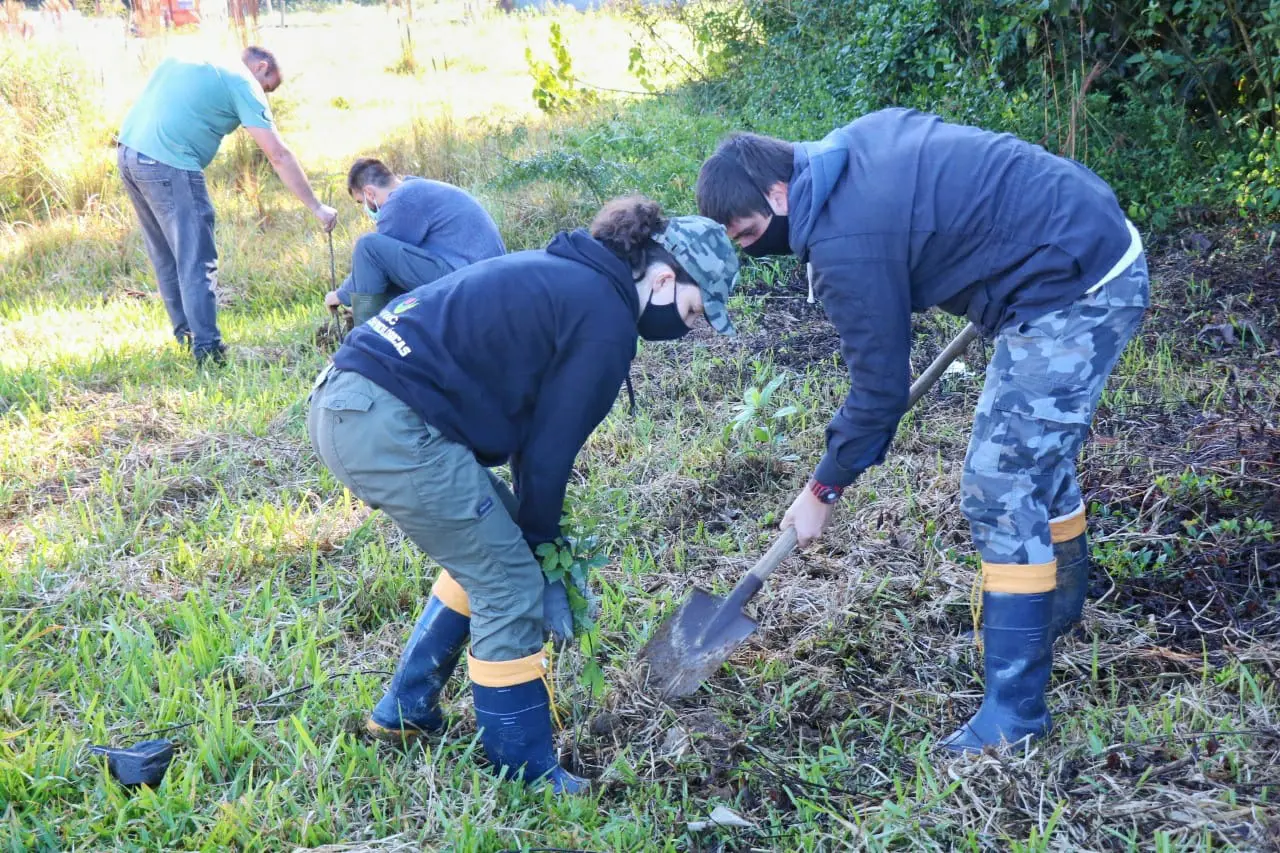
[789,108,1131,488]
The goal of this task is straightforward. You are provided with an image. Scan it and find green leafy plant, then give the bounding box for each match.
[1234,126,1280,218]
[620,0,756,83]
[626,44,657,93]
[536,533,607,696]
[535,532,606,632]
[526,22,597,114]
[725,373,798,447]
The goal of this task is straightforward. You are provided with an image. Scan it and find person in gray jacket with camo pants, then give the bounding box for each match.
[696,108,1148,754]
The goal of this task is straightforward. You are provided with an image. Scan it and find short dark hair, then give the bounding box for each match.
[242,45,278,76]
[347,157,396,194]
[590,195,691,283]
[696,132,796,225]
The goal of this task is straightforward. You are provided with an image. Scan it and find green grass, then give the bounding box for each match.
[3,3,1280,851]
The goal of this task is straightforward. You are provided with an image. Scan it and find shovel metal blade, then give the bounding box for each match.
[640,587,760,700]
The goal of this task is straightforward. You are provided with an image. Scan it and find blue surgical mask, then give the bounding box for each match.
[365,203,380,223]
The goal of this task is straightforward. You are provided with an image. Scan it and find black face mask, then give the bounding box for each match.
[637,293,692,341]
[742,213,791,258]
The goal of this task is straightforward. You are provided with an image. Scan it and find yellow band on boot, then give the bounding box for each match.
[431,570,471,617]
[1049,505,1087,543]
[468,650,546,688]
[983,560,1057,594]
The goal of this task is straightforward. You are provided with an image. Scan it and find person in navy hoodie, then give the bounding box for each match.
[696,109,1147,754]
[307,196,740,793]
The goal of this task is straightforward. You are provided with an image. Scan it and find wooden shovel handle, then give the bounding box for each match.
[746,526,799,586]
[715,527,798,626]
[327,231,337,291]
[740,322,979,595]
[907,322,979,408]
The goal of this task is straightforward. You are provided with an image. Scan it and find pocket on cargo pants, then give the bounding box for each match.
[308,370,544,662]
[397,425,545,661]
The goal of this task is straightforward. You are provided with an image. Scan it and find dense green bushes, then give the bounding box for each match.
[657,0,1280,226]
[944,0,1278,131]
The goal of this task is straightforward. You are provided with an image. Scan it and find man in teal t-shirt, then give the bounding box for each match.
[117,45,338,364]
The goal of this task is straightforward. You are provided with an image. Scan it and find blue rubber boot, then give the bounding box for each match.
[1050,530,1089,642]
[367,572,470,740]
[469,651,588,795]
[1049,507,1090,642]
[940,587,1055,754]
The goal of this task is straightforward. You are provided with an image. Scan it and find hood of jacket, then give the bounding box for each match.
[787,127,852,253]
[545,228,642,322]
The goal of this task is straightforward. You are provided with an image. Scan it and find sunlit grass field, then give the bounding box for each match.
[3,4,1279,851]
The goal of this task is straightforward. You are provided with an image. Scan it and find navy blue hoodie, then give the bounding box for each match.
[788,108,1132,488]
[333,230,640,547]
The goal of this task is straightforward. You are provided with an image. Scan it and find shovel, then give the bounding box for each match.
[321,232,354,342]
[328,230,337,293]
[641,321,981,699]
[327,230,339,320]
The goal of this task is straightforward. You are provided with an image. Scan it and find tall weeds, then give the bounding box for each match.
[0,40,115,222]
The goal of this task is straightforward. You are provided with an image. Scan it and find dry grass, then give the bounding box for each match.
[541,223,1280,849]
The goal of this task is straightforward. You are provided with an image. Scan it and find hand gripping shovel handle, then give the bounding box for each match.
[724,321,980,603]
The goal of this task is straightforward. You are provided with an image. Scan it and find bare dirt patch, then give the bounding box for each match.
[1146,226,1280,367]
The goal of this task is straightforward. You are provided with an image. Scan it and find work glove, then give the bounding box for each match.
[542,577,575,647]
[536,534,603,645]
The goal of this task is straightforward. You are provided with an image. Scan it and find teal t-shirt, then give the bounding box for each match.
[118,58,275,172]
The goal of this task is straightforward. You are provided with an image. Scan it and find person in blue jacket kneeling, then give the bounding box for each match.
[325,157,506,327]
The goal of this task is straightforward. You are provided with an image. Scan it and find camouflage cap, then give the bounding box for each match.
[654,215,740,336]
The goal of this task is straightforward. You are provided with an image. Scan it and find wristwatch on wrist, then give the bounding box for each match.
[808,479,843,504]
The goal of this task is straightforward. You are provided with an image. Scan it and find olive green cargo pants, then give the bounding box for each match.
[307,366,545,661]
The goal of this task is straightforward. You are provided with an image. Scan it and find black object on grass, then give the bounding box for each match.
[88,739,175,790]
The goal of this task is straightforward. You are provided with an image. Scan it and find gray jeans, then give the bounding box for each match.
[117,145,221,356]
[307,367,544,661]
[337,232,454,305]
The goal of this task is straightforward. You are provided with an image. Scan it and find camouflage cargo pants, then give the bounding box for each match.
[961,253,1149,566]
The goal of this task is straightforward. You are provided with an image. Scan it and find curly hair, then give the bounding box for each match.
[589,195,689,282]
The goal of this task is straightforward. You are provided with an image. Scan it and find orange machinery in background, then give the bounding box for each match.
[164,0,199,27]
